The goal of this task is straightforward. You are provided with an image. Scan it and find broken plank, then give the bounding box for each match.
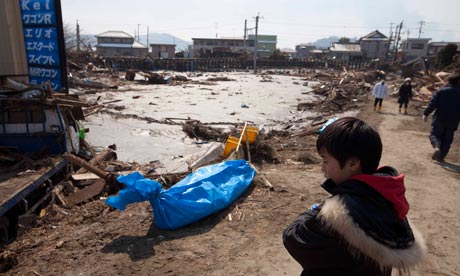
[76,149,116,174]
[66,179,106,207]
[71,172,99,181]
[53,185,68,208]
[54,98,90,108]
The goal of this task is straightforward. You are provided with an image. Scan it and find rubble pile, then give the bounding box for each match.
[182,121,226,141]
[0,250,17,273]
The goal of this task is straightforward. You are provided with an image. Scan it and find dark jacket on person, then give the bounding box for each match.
[283,166,426,276]
[423,84,460,129]
[398,84,413,103]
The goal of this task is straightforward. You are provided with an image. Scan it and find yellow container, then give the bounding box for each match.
[223,136,240,157]
[241,126,259,143]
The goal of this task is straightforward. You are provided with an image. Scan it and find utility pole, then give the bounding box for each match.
[418,20,425,38]
[393,21,403,62]
[76,20,81,52]
[386,22,395,61]
[253,14,261,73]
[147,26,149,52]
[243,19,247,50]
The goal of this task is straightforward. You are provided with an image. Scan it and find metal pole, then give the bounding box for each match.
[253,15,259,73]
[76,20,80,52]
[243,19,247,50]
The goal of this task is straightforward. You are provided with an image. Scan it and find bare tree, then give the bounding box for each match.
[63,22,93,52]
[63,23,77,51]
[338,37,351,44]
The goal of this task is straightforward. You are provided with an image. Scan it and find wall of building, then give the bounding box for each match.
[360,41,389,59]
[151,45,175,59]
[97,37,134,44]
[96,47,148,57]
[0,0,28,81]
[249,35,277,57]
[192,39,255,56]
[329,52,363,62]
[400,40,430,60]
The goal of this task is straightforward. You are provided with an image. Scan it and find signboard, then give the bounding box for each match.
[19,0,67,92]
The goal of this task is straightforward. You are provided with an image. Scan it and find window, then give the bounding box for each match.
[0,111,43,124]
[207,41,213,46]
[228,41,234,46]
[411,43,425,49]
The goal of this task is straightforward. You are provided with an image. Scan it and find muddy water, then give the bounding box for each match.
[83,73,318,169]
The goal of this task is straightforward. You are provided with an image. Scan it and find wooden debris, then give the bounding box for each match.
[53,185,68,208]
[76,148,117,174]
[71,173,99,181]
[66,179,106,207]
[258,174,274,191]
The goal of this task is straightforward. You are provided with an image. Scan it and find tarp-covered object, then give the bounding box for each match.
[106,160,256,230]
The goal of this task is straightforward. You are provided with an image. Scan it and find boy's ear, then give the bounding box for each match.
[348,157,361,171]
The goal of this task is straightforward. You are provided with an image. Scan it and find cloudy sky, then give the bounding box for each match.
[61,0,460,48]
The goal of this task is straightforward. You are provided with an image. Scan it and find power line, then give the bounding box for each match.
[263,20,388,30]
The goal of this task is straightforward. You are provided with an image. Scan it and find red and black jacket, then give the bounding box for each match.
[283,166,426,276]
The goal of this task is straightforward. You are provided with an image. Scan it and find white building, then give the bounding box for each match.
[96,31,148,57]
[399,38,431,61]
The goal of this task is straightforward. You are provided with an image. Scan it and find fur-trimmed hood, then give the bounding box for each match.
[318,194,426,269]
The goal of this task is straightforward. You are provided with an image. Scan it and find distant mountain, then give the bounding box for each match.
[311,36,358,49]
[138,33,191,52]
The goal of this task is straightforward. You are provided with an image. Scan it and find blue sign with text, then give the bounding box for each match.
[20,0,64,91]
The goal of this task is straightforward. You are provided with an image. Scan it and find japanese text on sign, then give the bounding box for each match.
[20,0,64,91]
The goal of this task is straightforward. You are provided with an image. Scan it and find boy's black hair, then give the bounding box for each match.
[316,117,382,174]
[448,74,460,85]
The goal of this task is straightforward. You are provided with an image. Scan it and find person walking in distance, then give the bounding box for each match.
[373,79,388,113]
[423,74,460,162]
[398,78,413,114]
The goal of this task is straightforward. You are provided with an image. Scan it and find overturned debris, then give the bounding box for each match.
[182,121,225,141]
[206,76,236,82]
[69,77,118,90]
[0,250,18,273]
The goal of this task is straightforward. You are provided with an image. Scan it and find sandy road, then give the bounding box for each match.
[361,98,460,276]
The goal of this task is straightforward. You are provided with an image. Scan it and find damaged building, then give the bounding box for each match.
[192,37,255,57]
[192,34,277,58]
[96,31,148,58]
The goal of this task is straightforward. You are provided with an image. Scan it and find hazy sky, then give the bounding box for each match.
[61,0,460,48]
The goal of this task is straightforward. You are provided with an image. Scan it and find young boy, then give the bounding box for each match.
[283,117,425,275]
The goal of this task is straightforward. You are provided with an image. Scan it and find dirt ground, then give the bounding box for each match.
[2,89,460,275]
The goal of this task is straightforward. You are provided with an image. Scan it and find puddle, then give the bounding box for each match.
[83,73,318,168]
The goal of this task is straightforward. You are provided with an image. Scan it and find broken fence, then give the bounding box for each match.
[94,57,368,72]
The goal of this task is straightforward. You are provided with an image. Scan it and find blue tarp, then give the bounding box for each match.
[106,160,256,230]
